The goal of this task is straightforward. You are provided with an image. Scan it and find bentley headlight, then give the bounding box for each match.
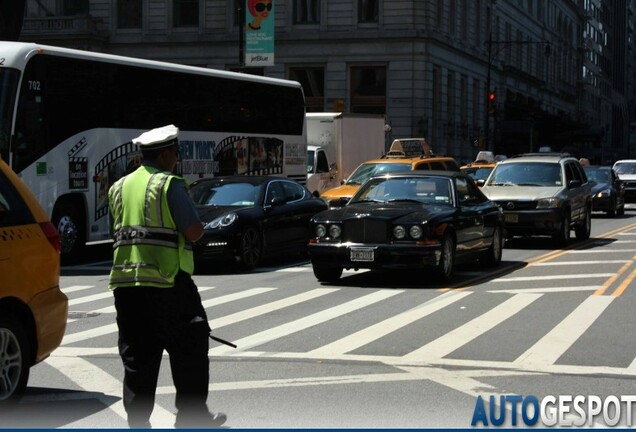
[316,224,327,238]
[329,224,342,239]
[204,212,238,229]
[393,225,406,239]
[409,225,423,239]
[536,198,561,209]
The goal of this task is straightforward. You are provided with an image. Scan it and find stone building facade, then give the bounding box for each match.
[19,0,634,163]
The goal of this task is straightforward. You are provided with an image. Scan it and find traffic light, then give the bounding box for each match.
[488,91,496,116]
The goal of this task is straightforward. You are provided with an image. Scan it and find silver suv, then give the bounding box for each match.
[481,153,592,246]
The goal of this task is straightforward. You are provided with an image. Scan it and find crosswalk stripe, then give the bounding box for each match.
[532,260,630,266]
[494,274,614,282]
[90,286,216,314]
[488,286,602,294]
[514,295,614,367]
[402,293,542,361]
[44,356,175,428]
[208,289,403,356]
[61,285,95,293]
[307,291,472,357]
[68,291,113,306]
[62,287,272,345]
[210,288,339,329]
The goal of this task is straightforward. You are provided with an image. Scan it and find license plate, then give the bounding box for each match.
[504,214,518,223]
[350,247,374,262]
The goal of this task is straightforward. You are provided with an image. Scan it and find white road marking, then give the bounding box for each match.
[532,260,630,266]
[494,273,614,282]
[210,288,339,329]
[514,295,614,367]
[208,289,403,356]
[61,285,95,294]
[572,249,636,253]
[44,356,176,428]
[488,286,602,294]
[307,291,472,357]
[402,293,542,361]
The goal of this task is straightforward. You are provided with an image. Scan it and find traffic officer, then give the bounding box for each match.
[108,125,226,429]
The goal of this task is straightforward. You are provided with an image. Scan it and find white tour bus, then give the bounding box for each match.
[0,42,307,263]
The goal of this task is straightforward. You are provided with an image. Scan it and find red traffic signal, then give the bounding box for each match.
[488,91,496,115]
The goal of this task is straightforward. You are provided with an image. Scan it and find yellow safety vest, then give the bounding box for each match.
[108,165,194,289]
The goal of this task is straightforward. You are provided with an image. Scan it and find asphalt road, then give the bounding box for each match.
[6,209,636,428]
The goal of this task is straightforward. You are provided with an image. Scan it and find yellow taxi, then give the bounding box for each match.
[320,139,460,206]
[0,156,68,402]
[460,151,501,187]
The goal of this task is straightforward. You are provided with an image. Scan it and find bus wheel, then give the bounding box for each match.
[53,201,85,264]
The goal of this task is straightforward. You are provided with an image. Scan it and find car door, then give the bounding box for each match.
[564,161,587,223]
[454,177,485,253]
[261,180,293,251]
[280,180,317,250]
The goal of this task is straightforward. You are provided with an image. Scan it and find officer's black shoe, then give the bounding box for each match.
[174,411,227,429]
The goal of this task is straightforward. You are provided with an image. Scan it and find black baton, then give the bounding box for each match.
[209,333,237,348]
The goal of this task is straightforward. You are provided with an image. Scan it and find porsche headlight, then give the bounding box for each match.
[409,225,423,239]
[393,225,406,239]
[316,224,327,238]
[204,212,238,229]
[328,224,342,239]
[536,198,561,209]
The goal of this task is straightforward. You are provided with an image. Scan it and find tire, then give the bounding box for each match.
[481,225,503,267]
[312,264,343,282]
[436,232,456,283]
[575,207,591,241]
[553,212,571,247]
[238,226,262,271]
[617,203,625,216]
[53,201,85,265]
[0,315,31,403]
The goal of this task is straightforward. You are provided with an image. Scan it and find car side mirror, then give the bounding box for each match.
[476,179,485,187]
[568,179,582,189]
[268,196,286,207]
[329,197,349,208]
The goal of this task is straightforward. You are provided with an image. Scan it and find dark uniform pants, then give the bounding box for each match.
[114,272,210,425]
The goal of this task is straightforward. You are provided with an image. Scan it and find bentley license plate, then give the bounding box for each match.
[504,214,518,223]
[350,247,374,262]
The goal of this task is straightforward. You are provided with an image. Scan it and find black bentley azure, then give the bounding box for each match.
[308,171,505,283]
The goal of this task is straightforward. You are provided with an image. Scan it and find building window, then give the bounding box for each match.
[174,0,198,27]
[294,0,320,24]
[289,67,324,112]
[358,0,378,23]
[350,66,386,114]
[117,0,142,29]
[63,0,88,15]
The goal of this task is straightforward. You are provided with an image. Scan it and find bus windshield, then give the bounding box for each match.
[0,68,19,162]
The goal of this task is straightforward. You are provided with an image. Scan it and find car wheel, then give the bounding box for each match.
[436,232,456,282]
[312,264,343,282]
[481,225,503,267]
[617,202,625,216]
[0,315,31,403]
[575,207,591,241]
[553,212,571,246]
[53,201,85,265]
[238,226,262,271]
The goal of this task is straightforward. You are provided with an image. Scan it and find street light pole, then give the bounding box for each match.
[484,31,493,151]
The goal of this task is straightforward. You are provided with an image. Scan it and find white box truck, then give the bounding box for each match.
[306,112,386,196]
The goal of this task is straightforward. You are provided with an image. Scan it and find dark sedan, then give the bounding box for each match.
[189,176,328,271]
[308,171,504,283]
[584,166,625,217]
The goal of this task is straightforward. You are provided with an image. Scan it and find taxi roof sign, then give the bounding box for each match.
[386,138,433,158]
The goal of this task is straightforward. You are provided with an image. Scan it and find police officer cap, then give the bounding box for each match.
[133,124,179,149]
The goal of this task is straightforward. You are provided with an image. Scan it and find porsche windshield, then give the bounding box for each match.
[189,182,258,206]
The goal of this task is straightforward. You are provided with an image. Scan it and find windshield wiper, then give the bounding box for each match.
[386,198,422,203]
